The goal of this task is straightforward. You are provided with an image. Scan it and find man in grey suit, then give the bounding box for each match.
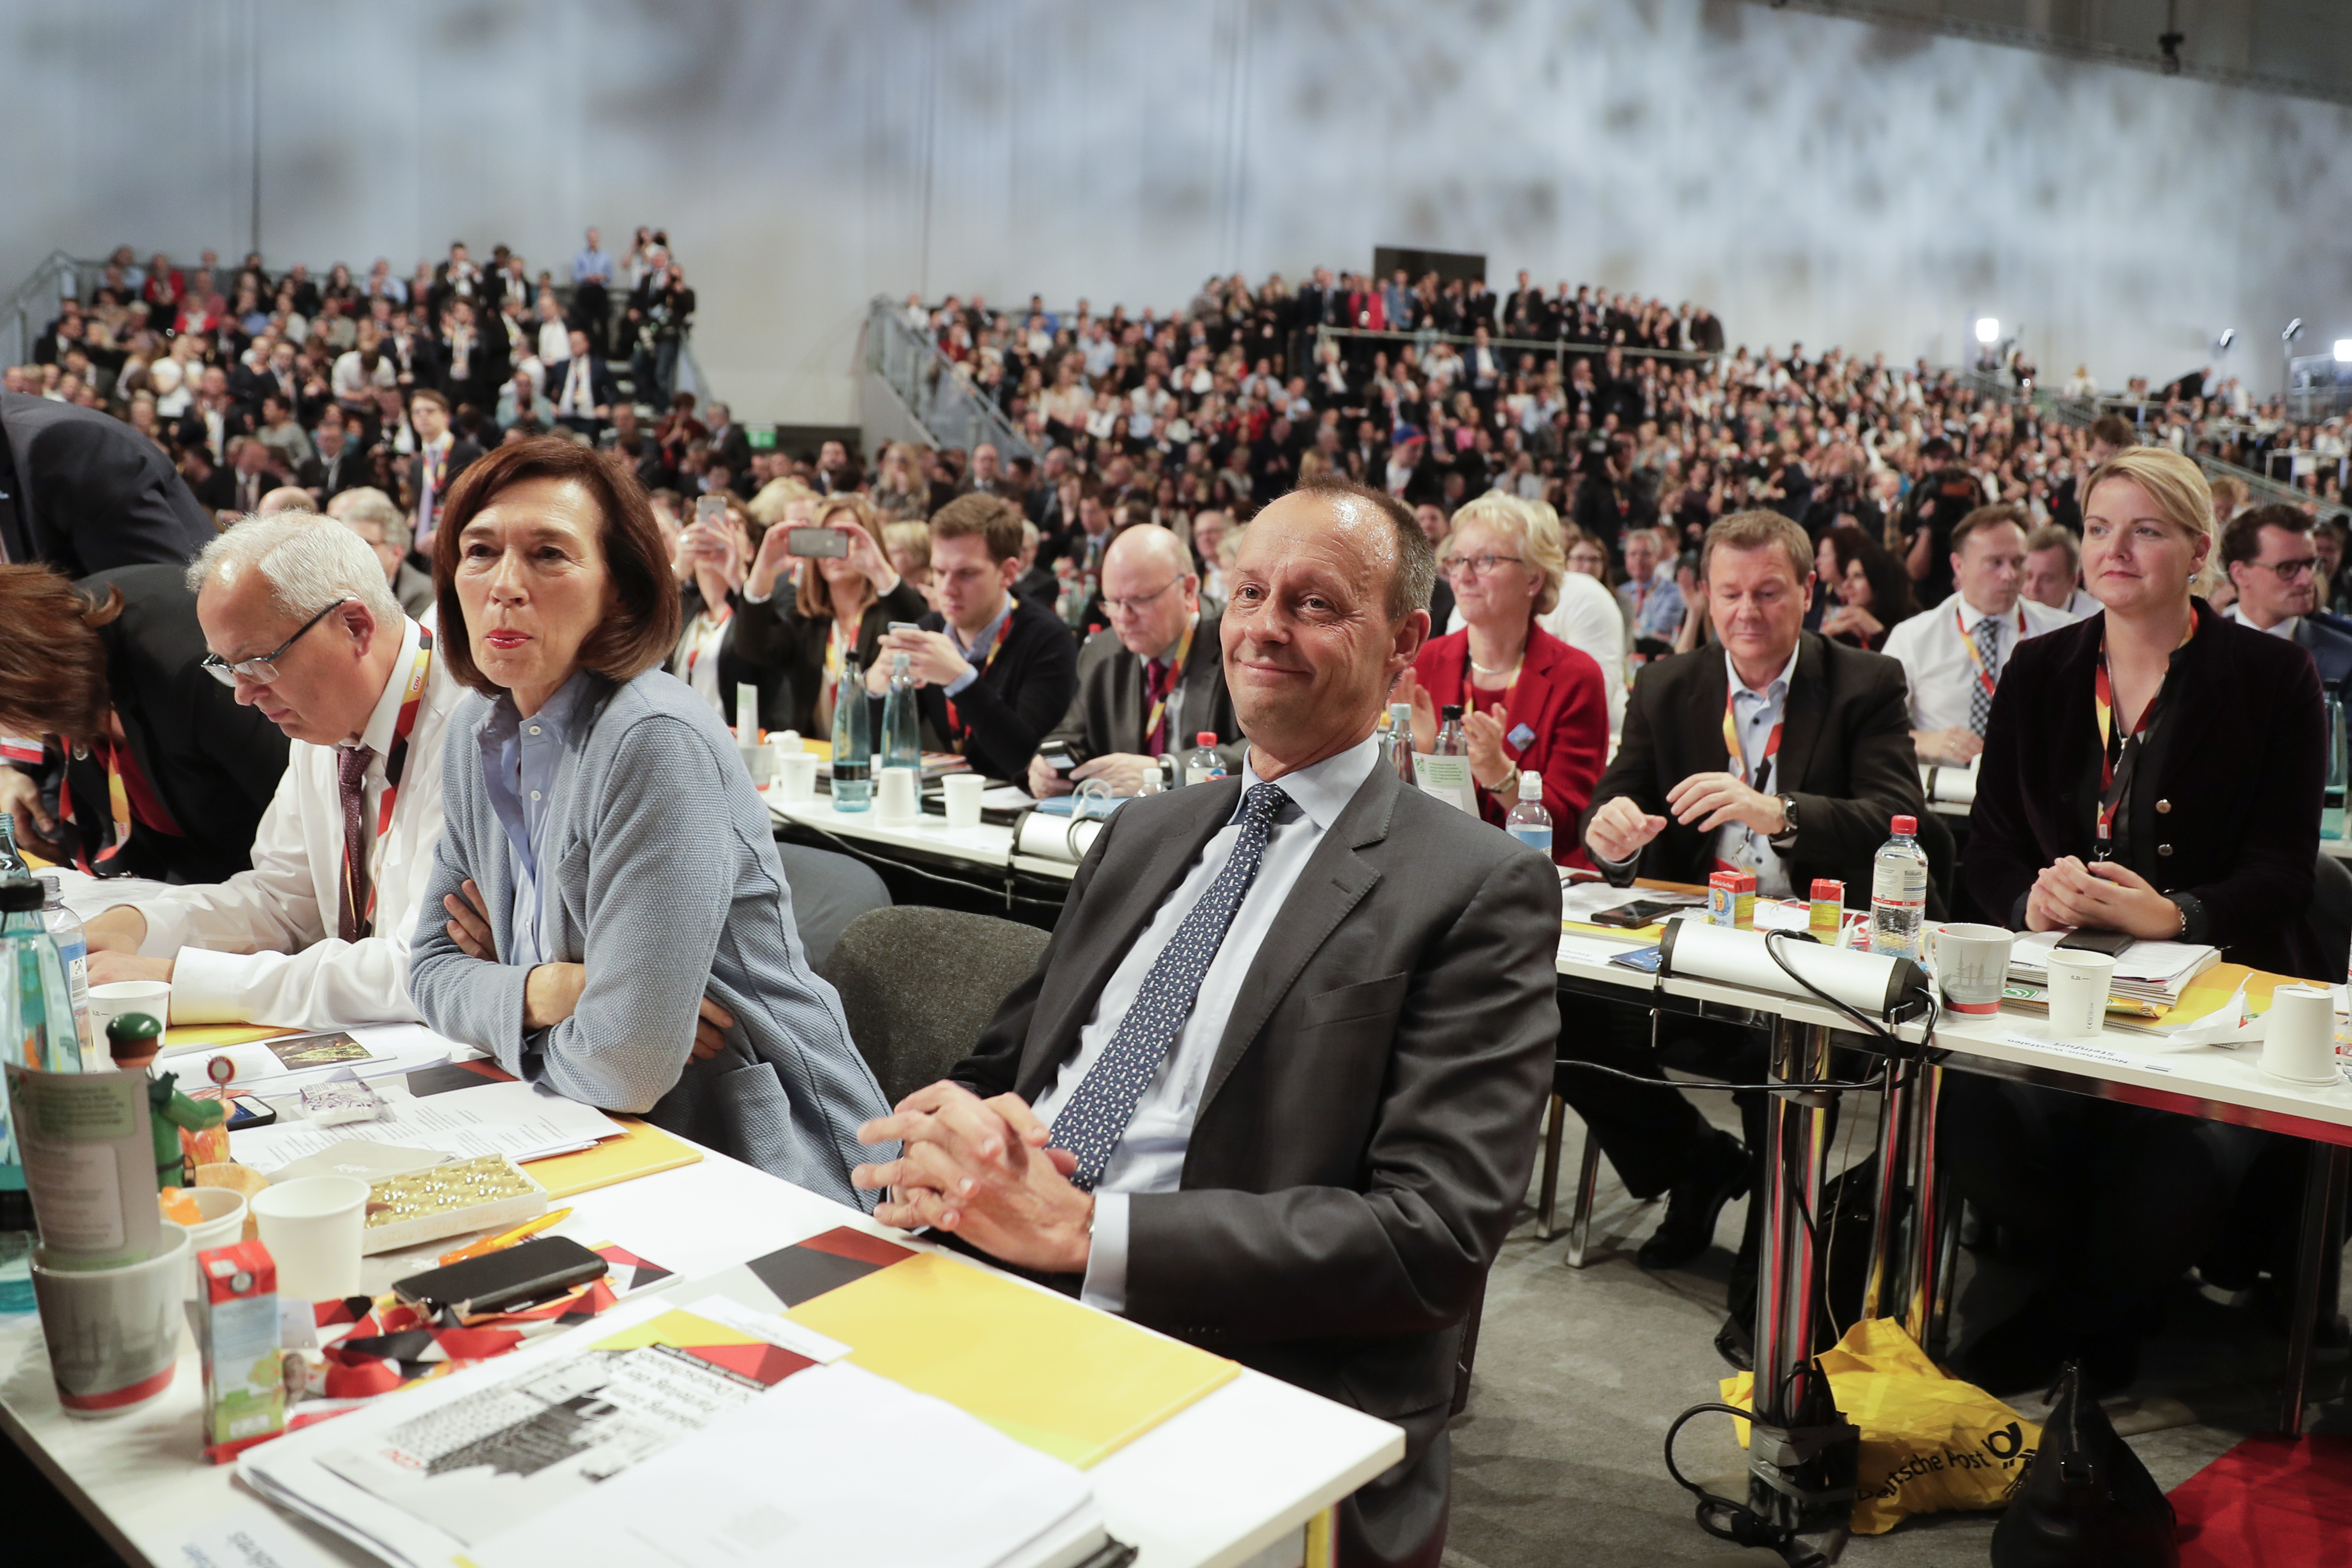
[856,477,1562,1568]
[1027,524,1244,796]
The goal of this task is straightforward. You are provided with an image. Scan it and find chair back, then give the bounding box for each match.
[2309,847,2352,984]
[819,907,1050,1103]
[1913,807,1958,922]
[774,844,892,972]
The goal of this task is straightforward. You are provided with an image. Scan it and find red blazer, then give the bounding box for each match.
[1414,622,1609,868]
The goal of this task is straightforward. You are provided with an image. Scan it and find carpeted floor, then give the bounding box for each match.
[1443,1088,2349,1566]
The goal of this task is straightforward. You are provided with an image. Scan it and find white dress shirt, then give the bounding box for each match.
[1032,734,1381,1312]
[2228,605,2298,641]
[1881,594,2077,734]
[129,618,459,1027]
[1720,646,1799,898]
[1449,569,1628,738]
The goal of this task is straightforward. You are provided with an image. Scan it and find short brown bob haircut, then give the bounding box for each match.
[929,492,1025,563]
[431,435,680,698]
[0,565,123,743]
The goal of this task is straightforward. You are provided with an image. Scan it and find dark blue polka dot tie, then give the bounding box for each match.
[1051,781,1292,1191]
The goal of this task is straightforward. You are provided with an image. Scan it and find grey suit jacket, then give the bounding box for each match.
[1042,607,1245,774]
[408,667,891,1207]
[953,759,1561,1421]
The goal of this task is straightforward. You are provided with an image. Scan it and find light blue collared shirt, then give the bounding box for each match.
[1721,645,1800,899]
[941,598,1016,698]
[477,670,599,972]
[571,247,613,284]
[1033,733,1382,1312]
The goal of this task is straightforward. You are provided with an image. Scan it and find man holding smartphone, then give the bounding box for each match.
[862,495,1078,783]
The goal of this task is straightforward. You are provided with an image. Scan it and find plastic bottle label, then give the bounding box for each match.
[1186,763,1226,786]
[1509,826,1554,854]
[1869,855,1928,959]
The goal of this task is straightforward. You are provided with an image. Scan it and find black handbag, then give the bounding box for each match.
[1990,1359,2177,1568]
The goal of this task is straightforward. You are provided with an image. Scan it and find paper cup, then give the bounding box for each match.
[942,772,985,830]
[777,752,819,803]
[90,979,173,1042]
[176,1188,248,1300]
[2262,984,2341,1085]
[1930,923,2012,1016]
[2044,949,2117,1039]
[30,1222,190,1418]
[250,1176,368,1301]
[875,766,921,823]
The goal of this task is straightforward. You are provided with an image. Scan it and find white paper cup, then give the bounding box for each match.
[777,752,819,803]
[875,766,921,823]
[177,1189,249,1301]
[250,1176,368,1301]
[89,979,173,1043]
[942,772,985,829]
[2044,948,2117,1039]
[1930,923,2012,1016]
[30,1222,190,1418]
[2263,984,2341,1085]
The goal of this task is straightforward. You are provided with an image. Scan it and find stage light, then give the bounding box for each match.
[2335,340,2352,364]
[2216,329,2236,351]
[1973,317,2000,345]
[2285,318,2305,341]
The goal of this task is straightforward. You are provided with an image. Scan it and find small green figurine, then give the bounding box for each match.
[107,1014,225,1188]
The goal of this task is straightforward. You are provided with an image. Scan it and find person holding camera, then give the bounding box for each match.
[732,490,925,739]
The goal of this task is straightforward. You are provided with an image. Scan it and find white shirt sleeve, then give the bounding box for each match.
[1077,1191,1130,1313]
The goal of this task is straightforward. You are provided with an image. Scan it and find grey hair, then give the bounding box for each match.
[186,511,402,625]
[335,488,410,553]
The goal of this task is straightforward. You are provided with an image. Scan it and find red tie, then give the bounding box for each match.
[335,745,375,943]
[1144,659,1170,757]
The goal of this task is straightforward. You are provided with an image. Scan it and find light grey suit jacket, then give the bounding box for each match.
[408,667,891,1207]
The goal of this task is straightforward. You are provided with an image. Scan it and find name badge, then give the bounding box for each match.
[1507,723,1537,752]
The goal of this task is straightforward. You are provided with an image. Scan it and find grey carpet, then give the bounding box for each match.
[1444,1085,2348,1566]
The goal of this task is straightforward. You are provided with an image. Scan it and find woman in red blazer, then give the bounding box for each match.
[1397,493,1610,867]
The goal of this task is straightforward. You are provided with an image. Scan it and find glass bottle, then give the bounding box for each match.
[1389,700,1416,784]
[831,653,873,812]
[37,875,94,1071]
[880,652,923,774]
[1,877,80,1311]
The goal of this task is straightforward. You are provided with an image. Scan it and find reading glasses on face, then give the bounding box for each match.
[1446,553,1526,579]
[201,598,348,686]
[1100,578,1182,614]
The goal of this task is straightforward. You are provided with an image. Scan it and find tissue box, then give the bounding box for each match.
[197,1238,284,1462]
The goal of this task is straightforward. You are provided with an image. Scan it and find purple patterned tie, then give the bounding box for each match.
[335,745,375,943]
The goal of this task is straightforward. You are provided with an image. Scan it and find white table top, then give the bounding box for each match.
[1,1136,1399,1568]
[766,789,1090,883]
[1554,922,2352,1141]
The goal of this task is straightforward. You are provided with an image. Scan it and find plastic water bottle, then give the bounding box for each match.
[880,652,922,774]
[831,654,873,811]
[0,815,24,880]
[1868,814,1930,962]
[37,874,94,1071]
[1506,770,1553,857]
[1185,732,1227,786]
[1388,701,1416,783]
[2,876,81,1310]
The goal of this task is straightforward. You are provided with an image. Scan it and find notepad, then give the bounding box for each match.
[522,1117,703,1197]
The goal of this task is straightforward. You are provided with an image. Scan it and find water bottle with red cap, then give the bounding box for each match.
[1868,813,1929,960]
[1184,732,1227,787]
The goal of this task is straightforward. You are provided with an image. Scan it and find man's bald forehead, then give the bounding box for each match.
[1103,523,1190,574]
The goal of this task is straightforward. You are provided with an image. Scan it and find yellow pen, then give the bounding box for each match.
[437,1207,573,1266]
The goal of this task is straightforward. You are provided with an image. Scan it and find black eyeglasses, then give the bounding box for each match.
[200,599,348,686]
[2254,556,2320,582]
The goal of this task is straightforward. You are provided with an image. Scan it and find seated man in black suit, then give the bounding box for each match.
[1029,523,1243,796]
[863,494,1079,784]
[2221,502,2352,700]
[1568,509,1925,1273]
[0,391,216,575]
[854,476,1561,1566]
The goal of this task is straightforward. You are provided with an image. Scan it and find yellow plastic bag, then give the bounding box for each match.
[1721,1316,2040,1535]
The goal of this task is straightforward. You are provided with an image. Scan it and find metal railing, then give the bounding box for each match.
[1311,322,1714,370]
[864,296,1034,460]
[2,252,92,372]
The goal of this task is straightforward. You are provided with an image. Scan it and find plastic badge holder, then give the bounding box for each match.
[359,1153,548,1256]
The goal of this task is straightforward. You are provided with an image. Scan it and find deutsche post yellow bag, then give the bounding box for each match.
[1722,1316,2041,1534]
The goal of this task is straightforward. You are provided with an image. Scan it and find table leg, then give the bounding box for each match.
[2279,1141,2349,1436]
[1861,1058,1910,1321]
[1902,1061,1951,1358]
[1536,1094,1565,1240]
[1751,1016,1843,1536]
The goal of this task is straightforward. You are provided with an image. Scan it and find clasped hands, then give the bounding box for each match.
[851,1081,1094,1276]
[1582,774,1785,864]
[439,878,736,1060]
[2025,855,2178,939]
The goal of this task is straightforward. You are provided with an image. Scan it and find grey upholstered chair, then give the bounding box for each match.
[818,907,1051,1104]
[774,844,893,973]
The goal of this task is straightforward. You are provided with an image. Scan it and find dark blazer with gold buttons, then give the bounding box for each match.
[1963,597,2328,979]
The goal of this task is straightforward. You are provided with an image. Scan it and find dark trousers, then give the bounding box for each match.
[1337,1397,1451,1568]
[1553,994,1765,1198]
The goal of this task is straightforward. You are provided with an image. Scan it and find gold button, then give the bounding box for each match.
[2155,799,2171,814]
[2157,843,2173,857]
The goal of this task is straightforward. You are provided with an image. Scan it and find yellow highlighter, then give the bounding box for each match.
[436,1207,573,1267]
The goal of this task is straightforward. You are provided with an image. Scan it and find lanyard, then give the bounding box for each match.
[823,618,851,706]
[943,608,1012,745]
[344,630,433,933]
[1954,602,2026,703]
[682,605,732,687]
[1720,680,1783,795]
[2092,616,2195,854]
[1144,620,1196,750]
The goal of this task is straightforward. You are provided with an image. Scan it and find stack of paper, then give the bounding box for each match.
[155,1024,452,1092]
[2006,932,2221,1005]
[228,1079,625,1175]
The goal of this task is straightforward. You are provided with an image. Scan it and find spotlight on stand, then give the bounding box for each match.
[2335,340,2352,364]
[1656,920,1931,1029]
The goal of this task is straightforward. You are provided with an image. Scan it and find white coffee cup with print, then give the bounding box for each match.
[1927,923,2012,1017]
[2043,948,2117,1039]
[89,979,173,1044]
[30,1223,190,1418]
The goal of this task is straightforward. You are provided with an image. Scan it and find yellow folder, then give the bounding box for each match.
[522,1116,703,1198]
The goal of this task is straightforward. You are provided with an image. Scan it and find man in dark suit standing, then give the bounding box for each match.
[1,393,215,574]
[1030,524,1243,794]
[856,477,1561,1567]
[545,329,620,440]
[1565,509,1924,1275]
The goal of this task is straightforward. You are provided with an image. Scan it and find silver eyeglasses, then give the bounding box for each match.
[199,599,348,685]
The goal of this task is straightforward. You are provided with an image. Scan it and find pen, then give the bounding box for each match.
[438,1207,573,1266]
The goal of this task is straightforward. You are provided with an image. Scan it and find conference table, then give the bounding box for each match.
[0,1038,1402,1568]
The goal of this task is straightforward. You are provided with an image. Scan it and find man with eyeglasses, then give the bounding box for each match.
[862,494,1078,785]
[1031,524,1242,798]
[2220,502,2352,699]
[73,512,463,1029]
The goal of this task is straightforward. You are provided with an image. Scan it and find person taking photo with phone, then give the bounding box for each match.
[732,489,926,740]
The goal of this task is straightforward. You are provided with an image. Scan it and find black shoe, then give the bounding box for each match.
[1714,1312,1754,1372]
[1954,1289,2140,1399]
[1636,1131,1750,1270]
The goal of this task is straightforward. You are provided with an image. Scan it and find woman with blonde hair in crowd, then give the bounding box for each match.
[1439,494,1630,739]
[869,443,928,522]
[882,521,935,608]
[733,490,925,737]
[1946,444,2325,1396]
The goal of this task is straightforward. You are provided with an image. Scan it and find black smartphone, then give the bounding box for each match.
[1037,741,1077,774]
[224,1095,276,1130]
[392,1236,607,1317]
[1590,900,1681,929]
[2055,927,2135,957]
[786,526,849,559]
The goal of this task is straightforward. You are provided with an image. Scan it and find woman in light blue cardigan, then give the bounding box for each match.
[407,437,890,1206]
